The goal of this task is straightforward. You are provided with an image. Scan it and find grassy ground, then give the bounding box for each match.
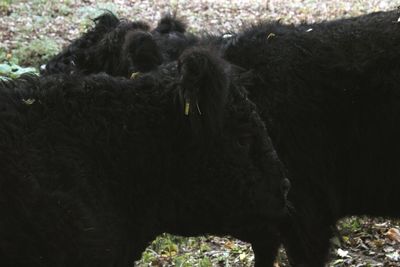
[2,0,400,266]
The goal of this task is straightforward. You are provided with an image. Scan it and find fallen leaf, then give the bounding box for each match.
[372,239,385,248]
[22,98,35,105]
[267,33,276,40]
[332,259,345,265]
[337,248,349,258]
[386,251,400,261]
[239,252,247,261]
[386,228,400,243]
[224,241,235,249]
[384,246,395,253]
[375,222,388,228]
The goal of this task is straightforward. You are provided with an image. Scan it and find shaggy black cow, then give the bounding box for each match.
[42,11,158,76]
[42,12,197,78]
[220,10,400,266]
[0,47,289,267]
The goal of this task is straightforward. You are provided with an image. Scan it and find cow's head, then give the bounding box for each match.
[42,12,195,78]
[133,46,290,235]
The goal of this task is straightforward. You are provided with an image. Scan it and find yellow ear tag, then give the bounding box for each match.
[130,72,140,80]
[184,101,190,116]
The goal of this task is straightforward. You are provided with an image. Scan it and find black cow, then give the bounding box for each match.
[0,47,289,267]
[42,12,197,78]
[221,9,400,266]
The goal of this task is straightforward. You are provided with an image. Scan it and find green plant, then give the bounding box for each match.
[199,257,212,267]
[13,37,60,67]
[0,62,37,80]
[338,217,363,234]
[0,0,11,13]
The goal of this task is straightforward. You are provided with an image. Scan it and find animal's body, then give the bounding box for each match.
[0,48,288,266]
[42,12,197,78]
[222,10,400,265]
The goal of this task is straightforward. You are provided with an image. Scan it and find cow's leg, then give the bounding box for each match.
[252,233,281,267]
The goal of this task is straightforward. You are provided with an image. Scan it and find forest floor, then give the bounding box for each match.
[1,0,400,266]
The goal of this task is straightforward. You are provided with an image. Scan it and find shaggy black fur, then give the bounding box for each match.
[0,47,289,267]
[42,11,157,76]
[220,10,400,266]
[42,9,400,266]
[116,8,400,266]
[153,14,198,63]
[43,11,121,74]
[42,12,197,78]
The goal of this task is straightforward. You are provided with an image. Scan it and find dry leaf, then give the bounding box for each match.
[267,33,276,40]
[375,222,388,228]
[224,241,235,249]
[373,239,385,248]
[337,248,349,258]
[386,251,400,261]
[386,228,400,243]
[239,252,247,261]
[22,98,35,105]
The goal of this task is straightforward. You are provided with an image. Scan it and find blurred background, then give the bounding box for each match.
[1,0,400,266]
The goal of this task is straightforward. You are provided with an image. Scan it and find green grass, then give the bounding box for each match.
[135,234,254,266]
[12,37,60,68]
[0,62,37,80]
[0,0,12,12]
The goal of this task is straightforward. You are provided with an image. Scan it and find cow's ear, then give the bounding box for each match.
[122,31,162,74]
[178,47,229,137]
[155,13,187,34]
[92,11,120,31]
